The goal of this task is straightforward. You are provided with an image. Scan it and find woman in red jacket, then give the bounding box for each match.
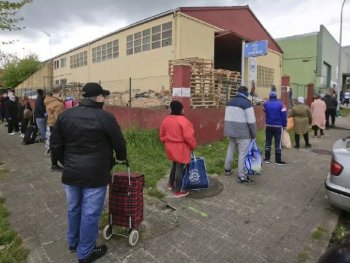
[160,100,197,197]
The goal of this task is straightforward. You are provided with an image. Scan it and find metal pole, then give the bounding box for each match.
[337,0,347,110]
[129,77,132,107]
[241,40,246,86]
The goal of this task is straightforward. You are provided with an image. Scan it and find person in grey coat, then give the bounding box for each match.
[224,86,257,183]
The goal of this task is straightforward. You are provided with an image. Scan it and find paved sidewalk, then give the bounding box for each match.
[0,114,349,263]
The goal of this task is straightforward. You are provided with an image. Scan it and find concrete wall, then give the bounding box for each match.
[318,25,341,88]
[15,61,53,90]
[106,104,265,145]
[277,33,318,86]
[176,14,216,60]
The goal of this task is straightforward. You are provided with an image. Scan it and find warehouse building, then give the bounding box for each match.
[277,25,350,97]
[17,6,283,103]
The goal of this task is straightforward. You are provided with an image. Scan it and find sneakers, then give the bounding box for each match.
[305,144,312,148]
[79,245,107,263]
[69,245,77,253]
[224,169,233,176]
[174,191,189,198]
[51,164,63,171]
[275,161,287,165]
[20,133,25,138]
[237,175,253,183]
[8,132,16,135]
[263,159,270,164]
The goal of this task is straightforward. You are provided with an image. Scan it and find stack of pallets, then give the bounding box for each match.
[169,58,242,108]
[214,69,241,106]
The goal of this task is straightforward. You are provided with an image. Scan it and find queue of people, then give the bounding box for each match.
[0,83,346,262]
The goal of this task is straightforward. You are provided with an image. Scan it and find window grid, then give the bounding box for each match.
[92,40,119,63]
[60,58,66,68]
[257,65,274,88]
[126,21,172,55]
[70,51,88,69]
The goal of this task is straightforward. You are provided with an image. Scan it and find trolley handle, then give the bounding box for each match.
[113,159,131,185]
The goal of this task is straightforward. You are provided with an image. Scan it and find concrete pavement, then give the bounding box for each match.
[0,113,349,263]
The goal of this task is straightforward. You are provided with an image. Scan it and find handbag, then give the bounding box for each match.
[182,152,209,190]
[281,130,292,149]
[23,103,32,119]
[244,139,262,175]
[286,117,294,130]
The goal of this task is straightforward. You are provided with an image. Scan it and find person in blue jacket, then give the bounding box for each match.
[263,91,287,165]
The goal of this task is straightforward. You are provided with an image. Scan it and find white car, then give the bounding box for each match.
[325,136,350,211]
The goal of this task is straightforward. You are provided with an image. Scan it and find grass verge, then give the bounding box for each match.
[340,107,350,117]
[0,170,29,263]
[329,211,350,247]
[112,129,266,198]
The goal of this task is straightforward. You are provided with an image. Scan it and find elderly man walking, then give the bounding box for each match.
[51,82,127,263]
[224,86,257,183]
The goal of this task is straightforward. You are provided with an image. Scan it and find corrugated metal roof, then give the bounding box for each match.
[180,6,283,53]
[52,5,282,59]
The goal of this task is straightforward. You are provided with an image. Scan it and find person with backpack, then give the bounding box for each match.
[44,86,65,171]
[18,94,33,137]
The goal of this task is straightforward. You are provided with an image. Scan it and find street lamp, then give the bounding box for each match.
[337,0,348,109]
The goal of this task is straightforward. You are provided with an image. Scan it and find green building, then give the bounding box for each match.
[277,25,350,97]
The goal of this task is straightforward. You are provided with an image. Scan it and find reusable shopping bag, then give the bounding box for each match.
[182,152,209,190]
[281,130,292,149]
[244,139,262,175]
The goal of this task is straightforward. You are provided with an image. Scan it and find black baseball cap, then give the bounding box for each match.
[82,82,110,97]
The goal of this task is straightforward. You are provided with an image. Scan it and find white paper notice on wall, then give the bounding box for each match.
[172,87,191,97]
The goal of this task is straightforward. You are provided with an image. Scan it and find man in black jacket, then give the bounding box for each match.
[51,82,127,263]
[34,89,47,142]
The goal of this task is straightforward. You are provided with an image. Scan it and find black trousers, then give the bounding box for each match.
[264,126,283,162]
[325,109,336,128]
[169,162,185,192]
[312,125,324,136]
[20,118,32,134]
[295,133,310,147]
[7,119,19,133]
[49,126,58,166]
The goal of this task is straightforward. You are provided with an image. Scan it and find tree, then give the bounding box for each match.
[2,54,41,88]
[0,0,32,32]
[0,0,32,68]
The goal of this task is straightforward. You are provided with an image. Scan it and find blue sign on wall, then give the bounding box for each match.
[244,40,268,57]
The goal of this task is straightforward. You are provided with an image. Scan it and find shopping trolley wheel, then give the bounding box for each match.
[128,229,139,246]
[102,225,113,240]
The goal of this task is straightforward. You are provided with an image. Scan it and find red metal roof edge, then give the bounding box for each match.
[179,5,283,54]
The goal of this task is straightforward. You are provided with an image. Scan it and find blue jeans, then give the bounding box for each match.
[36,117,46,141]
[64,185,107,260]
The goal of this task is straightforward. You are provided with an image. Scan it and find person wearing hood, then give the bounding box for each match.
[51,82,127,263]
[289,97,312,149]
[160,100,197,197]
[44,86,65,171]
[263,91,287,165]
[224,86,257,183]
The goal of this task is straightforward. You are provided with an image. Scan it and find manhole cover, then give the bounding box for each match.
[311,149,332,155]
[188,177,224,199]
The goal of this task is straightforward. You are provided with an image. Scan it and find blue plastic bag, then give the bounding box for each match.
[182,152,209,190]
[244,139,262,175]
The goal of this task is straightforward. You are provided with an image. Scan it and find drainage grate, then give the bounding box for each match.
[311,149,332,155]
[188,177,224,199]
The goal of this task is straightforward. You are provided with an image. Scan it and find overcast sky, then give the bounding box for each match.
[1,0,350,61]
